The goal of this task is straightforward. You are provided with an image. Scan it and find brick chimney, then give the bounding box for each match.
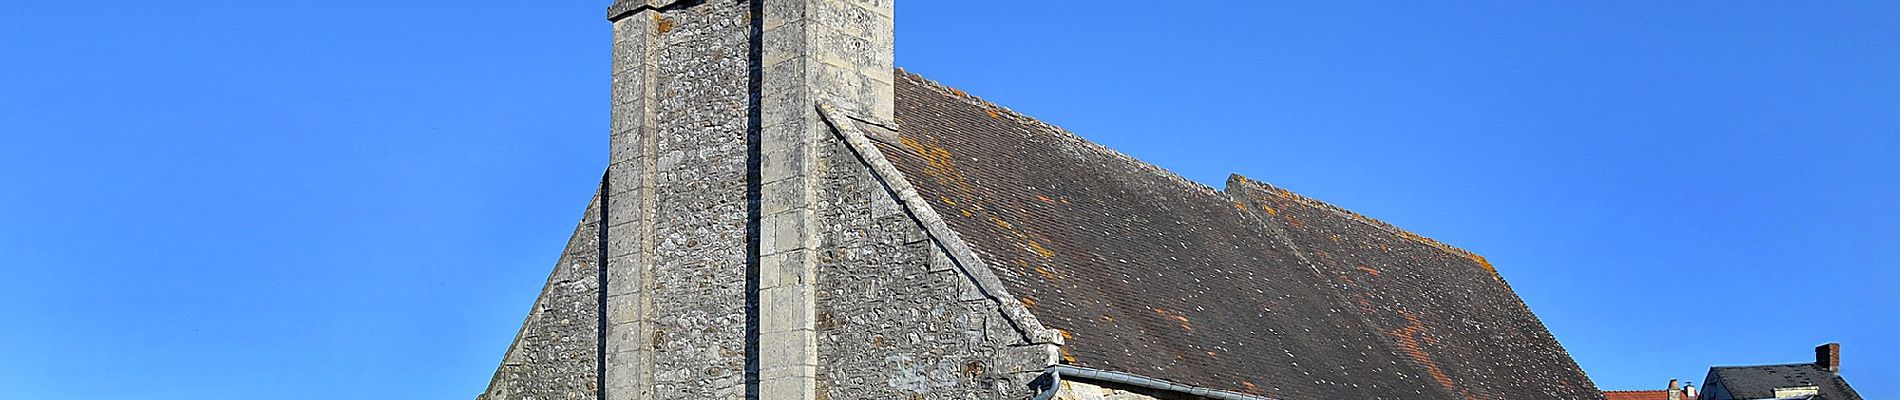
[1817,342,1841,372]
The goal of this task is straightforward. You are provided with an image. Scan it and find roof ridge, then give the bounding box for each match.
[1712,363,1822,369]
[893,68,1222,197]
[1226,174,1497,274]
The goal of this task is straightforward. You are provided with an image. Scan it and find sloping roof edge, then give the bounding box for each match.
[1228,173,1602,396]
[816,103,1065,346]
[895,69,1224,198]
[1710,362,1823,369]
[481,190,602,398]
[1226,174,1503,282]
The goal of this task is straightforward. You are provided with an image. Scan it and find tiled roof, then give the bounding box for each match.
[1227,177,1601,399]
[882,70,1603,399]
[1603,390,1672,400]
[1709,364,1861,400]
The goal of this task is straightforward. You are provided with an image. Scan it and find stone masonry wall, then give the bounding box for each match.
[643,2,754,397]
[811,136,1046,399]
[604,1,757,399]
[753,0,898,398]
[479,194,602,400]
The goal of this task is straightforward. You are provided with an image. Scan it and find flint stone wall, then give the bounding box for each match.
[479,194,603,400]
[639,2,756,398]
[812,136,1049,399]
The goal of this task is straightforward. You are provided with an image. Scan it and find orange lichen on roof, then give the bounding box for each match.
[1387,310,1464,397]
[1356,265,1382,277]
[1465,253,1500,279]
[1020,296,1038,308]
[1033,265,1059,280]
[899,134,981,206]
[984,107,1001,119]
[907,134,1057,264]
[1015,259,1059,280]
[902,134,1069,267]
[1354,295,1375,313]
[1037,194,1059,204]
[1026,239,1055,259]
[1259,203,1278,215]
[902,135,988,227]
[900,136,959,183]
[1151,307,1194,332]
[1240,381,1265,396]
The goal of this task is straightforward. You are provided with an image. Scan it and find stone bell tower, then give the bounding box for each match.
[600,0,891,399]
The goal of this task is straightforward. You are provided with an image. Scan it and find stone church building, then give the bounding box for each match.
[477,0,1605,399]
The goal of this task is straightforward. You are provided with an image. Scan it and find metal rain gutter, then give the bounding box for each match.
[1039,364,1277,400]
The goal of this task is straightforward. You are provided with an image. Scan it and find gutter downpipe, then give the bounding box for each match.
[1040,365,1277,400]
[1029,369,1061,400]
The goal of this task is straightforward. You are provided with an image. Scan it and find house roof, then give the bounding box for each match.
[1709,364,1861,400]
[881,70,1603,399]
[1603,390,1673,400]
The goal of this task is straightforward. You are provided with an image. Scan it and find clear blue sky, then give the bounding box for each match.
[2,1,1893,399]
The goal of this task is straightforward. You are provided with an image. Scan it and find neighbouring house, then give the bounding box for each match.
[1697,343,1863,400]
[474,1,1606,399]
[1605,379,1698,400]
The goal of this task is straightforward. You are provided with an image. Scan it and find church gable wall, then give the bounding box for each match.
[812,133,1052,399]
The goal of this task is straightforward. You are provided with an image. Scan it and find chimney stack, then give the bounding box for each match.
[1684,382,1698,399]
[1668,379,1682,400]
[1817,342,1841,372]
[599,1,896,399]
